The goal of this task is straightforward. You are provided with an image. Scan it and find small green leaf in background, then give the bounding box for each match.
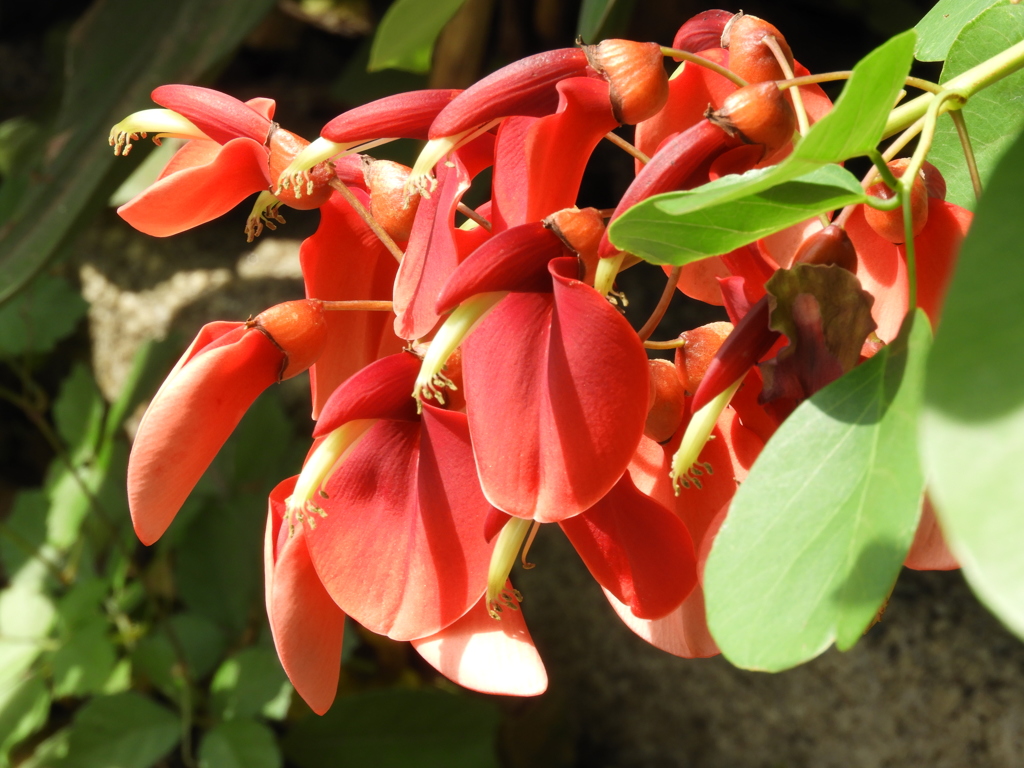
[54,363,105,465]
[368,0,468,73]
[705,311,932,671]
[0,675,50,766]
[0,490,52,590]
[609,165,865,266]
[922,128,1024,640]
[914,0,1003,61]
[50,578,118,698]
[0,274,87,357]
[199,720,282,768]
[926,3,1024,210]
[283,689,501,768]
[210,647,291,722]
[54,692,179,768]
[0,586,55,687]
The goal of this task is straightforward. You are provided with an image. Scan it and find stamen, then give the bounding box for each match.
[275,136,363,196]
[520,521,541,569]
[285,419,376,533]
[486,517,534,620]
[670,378,742,494]
[245,191,286,242]
[412,292,507,409]
[108,109,211,156]
[594,252,625,298]
[405,120,500,200]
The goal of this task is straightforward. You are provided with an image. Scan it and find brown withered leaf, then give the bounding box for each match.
[760,264,877,404]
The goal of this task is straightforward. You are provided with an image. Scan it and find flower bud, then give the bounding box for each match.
[672,10,734,56]
[269,128,334,209]
[708,81,795,153]
[863,158,928,244]
[544,207,605,283]
[793,225,857,271]
[674,321,734,393]
[584,40,668,125]
[364,158,420,243]
[253,299,328,380]
[645,359,686,443]
[721,13,794,85]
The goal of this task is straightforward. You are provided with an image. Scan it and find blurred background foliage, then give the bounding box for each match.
[0,0,937,765]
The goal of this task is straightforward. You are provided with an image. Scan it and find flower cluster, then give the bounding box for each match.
[113,10,970,711]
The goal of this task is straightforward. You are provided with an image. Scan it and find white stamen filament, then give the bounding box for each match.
[412,292,507,408]
[286,419,376,526]
[406,120,501,200]
[670,377,743,493]
[245,191,285,242]
[486,517,534,617]
[108,109,211,156]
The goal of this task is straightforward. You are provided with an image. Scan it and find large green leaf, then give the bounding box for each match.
[0,0,277,305]
[927,3,1024,210]
[609,164,865,266]
[914,0,1003,61]
[705,311,932,671]
[0,274,87,356]
[283,689,500,768]
[921,129,1024,639]
[368,0,468,73]
[53,693,179,768]
[209,648,290,722]
[608,32,914,262]
[198,720,281,768]
[0,675,49,767]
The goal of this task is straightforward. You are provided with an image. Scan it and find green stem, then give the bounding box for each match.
[901,184,918,313]
[885,37,1024,137]
[868,149,900,190]
[950,110,983,203]
[661,47,747,87]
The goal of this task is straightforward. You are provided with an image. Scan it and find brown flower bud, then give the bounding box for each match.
[708,81,795,153]
[584,40,669,125]
[544,206,605,283]
[793,225,858,272]
[645,359,686,443]
[674,321,734,393]
[364,158,420,244]
[863,158,929,244]
[722,13,794,85]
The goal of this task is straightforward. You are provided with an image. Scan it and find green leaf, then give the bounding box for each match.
[54,363,105,461]
[0,0,277,305]
[704,311,932,671]
[914,0,1003,61]
[577,0,635,42]
[0,586,55,687]
[0,674,49,767]
[921,129,1024,639]
[209,648,290,722]
[0,490,53,590]
[133,613,227,701]
[50,620,118,698]
[0,274,87,356]
[608,31,915,262]
[609,164,865,266]
[927,3,1024,210]
[54,692,179,768]
[283,689,500,768]
[198,720,282,768]
[368,0,468,74]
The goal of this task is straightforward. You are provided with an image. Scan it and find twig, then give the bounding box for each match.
[328,178,404,262]
[637,267,681,341]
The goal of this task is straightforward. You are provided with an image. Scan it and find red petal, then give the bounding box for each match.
[314,352,421,435]
[904,497,959,571]
[411,583,547,696]
[393,134,495,340]
[907,199,971,325]
[117,137,270,237]
[605,586,719,658]
[461,258,649,522]
[128,327,282,545]
[306,407,494,640]
[151,84,272,144]
[429,49,592,138]
[301,191,402,418]
[322,89,462,143]
[560,472,697,620]
[846,204,907,343]
[245,97,276,121]
[265,477,344,715]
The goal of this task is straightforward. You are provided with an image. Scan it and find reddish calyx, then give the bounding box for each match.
[674,321,734,394]
[252,299,329,380]
[721,13,794,84]
[707,81,796,153]
[645,359,687,443]
[364,158,420,244]
[792,224,858,271]
[583,40,669,125]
